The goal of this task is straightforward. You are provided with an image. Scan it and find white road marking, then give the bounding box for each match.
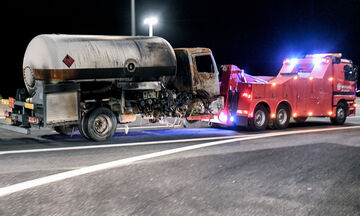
[0,134,254,155]
[117,125,180,130]
[348,116,360,118]
[0,125,359,197]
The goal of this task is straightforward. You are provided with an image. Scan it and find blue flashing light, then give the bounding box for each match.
[229,116,235,122]
[290,58,298,65]
[283,58,298,66]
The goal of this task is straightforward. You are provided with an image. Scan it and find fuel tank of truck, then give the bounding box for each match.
[23,34,177,95]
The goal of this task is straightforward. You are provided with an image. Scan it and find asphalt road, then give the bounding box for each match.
[0,116,359,216]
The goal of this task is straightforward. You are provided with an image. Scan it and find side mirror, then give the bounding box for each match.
[344,65,357,81]
[354,65,358,80]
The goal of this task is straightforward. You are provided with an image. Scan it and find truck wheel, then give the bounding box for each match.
[85,107,117,141]
[330,103,347,125]
[294,117,307,123]
[274,104,290,129]
[78,111,92,139]
[247,105,268,131]
[54,126,75,136]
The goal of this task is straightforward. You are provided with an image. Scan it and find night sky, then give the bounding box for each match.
[2,0,360,97]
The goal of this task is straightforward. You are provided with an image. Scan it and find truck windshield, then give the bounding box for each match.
[344,65,358,81]
[195,55,214,73]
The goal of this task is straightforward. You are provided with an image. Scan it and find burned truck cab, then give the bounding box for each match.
[173,48,220,97]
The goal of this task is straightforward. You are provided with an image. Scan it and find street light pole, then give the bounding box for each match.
[131,0,135,36]
[144,17,158,37]
[148,23,154,37]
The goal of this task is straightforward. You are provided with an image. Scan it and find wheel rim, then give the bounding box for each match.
[277,108,287,125]
[255,110,266,127]
[93,114,112,136]
[337,107,345,119]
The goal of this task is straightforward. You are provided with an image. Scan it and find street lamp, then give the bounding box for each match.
[144,17,158,37]
[131,0,135,36]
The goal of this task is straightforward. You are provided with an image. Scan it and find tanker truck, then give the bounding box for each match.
[1,34,224,141]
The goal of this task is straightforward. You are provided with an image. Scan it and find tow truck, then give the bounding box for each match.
[188,53,358,130]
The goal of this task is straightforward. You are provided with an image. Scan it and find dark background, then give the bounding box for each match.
[2,0,360,97]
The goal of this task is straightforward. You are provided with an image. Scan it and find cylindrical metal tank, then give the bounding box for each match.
[23,34,177,94]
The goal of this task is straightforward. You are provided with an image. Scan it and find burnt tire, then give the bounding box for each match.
[274,104,290,129]
[330,103,347,125]
[247,104,269,131]
[54,125,75,136]
[78,110,93,139]
[84,107,117,141]
[294,117,307,123]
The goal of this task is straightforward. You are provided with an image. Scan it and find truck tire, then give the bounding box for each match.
[294,117,307,123]
[78,111,93,139]
[247,104,268,131]
[84,107,117,141]
[54,126,75,136]
[274,104,290,129]
[330,103,347,125]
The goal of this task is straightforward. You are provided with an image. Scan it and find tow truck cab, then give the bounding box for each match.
[217,53,358,130]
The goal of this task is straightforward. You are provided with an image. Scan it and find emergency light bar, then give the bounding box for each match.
[305,53,342,58]
[283,58,298,65]
[312,57,330,65]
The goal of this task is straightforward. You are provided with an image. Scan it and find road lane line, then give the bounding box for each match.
[0,134,254,155]
[0,125,359,197]
[117,125,180,130]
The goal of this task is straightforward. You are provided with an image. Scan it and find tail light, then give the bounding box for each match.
[28,117,38,124]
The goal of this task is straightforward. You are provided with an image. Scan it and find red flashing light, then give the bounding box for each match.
[242,92,251,99]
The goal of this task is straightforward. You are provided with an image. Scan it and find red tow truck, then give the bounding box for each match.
[189,53,358,130]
